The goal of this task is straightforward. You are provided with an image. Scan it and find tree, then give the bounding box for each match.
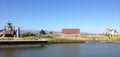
[40,29,46,35]
[49,32,54,34]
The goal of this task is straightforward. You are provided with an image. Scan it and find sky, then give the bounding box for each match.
[0,0,120,33]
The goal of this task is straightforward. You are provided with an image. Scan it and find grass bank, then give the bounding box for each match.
[0,37,85,44]
[0,35,120,44]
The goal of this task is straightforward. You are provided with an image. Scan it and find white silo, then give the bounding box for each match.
[15,27,20,37]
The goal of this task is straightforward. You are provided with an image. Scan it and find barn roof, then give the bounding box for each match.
[62,28,80,34]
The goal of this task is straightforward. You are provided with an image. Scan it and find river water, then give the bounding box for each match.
[0,42,120,57]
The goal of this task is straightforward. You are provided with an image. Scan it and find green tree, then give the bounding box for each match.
[40,29,46,35]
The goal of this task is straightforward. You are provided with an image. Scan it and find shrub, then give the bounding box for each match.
[21,32,36,37]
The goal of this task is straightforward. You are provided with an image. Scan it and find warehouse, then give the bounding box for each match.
[61,28,80,37]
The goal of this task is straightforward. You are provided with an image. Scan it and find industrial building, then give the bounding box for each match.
[61,28,80,37]
[0,23,20,37]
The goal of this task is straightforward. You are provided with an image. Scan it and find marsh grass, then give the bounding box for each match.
[47,38,85,44]
[0,35,120,43]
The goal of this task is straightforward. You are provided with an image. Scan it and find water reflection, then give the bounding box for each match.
[0,46,47,57]
[61,43,80,57]
[0,43,120,57]
[1,48,19,57]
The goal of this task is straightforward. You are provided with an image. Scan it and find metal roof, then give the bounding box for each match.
[62,28,80,34]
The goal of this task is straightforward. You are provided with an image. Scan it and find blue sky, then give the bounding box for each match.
[0,0,120,33]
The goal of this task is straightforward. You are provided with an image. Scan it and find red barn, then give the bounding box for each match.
[61,28,80,37]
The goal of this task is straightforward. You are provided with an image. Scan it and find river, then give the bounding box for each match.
[0,42,120,57]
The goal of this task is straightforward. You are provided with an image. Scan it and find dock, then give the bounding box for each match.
[0,40,48,45]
